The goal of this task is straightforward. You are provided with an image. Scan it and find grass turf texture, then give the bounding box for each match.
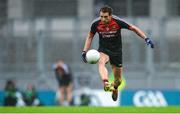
[0,106,180,113]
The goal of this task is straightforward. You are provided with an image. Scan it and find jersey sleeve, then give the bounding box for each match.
[118,20,131,29]
[90,22,97,35]
[113,15,131,29]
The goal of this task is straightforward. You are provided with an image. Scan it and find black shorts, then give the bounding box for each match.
[98,49,122,67]
[56,74,72,86]
[109,54,122,67]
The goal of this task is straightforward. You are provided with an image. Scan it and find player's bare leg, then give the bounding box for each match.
[111,65,123,101]
[59,87,65,105]
[98,52,113,91]
[66,83,73,105]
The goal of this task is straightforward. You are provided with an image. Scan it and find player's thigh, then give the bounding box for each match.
[109,53,122,67]
[66,83,73,93]
[60,86,65,93]
[98,52,109,65]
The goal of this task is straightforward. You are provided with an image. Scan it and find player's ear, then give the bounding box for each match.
[109,14,113,18]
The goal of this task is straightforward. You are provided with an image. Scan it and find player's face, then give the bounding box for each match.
[100,12,111,24]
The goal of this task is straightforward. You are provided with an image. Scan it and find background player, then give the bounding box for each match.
[54,60,73,105]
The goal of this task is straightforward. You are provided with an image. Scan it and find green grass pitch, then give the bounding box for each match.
[0,106,180,113]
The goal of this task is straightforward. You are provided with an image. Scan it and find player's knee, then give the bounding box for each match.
[98,60,106,66]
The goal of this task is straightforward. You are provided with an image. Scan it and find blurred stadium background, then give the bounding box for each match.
[0,0,180,107]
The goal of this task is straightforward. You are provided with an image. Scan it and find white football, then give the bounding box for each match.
[86,49,100,64]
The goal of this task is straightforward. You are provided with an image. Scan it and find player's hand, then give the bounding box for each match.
[81,51,87,63]
[145,38,154,48]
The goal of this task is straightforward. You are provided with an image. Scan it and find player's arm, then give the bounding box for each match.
[83,21,97,51]
[83,32,94,52]
[116,16,154,48]
[129,25,154,48]
[129,25,147,39]
[82,21,97,63]
[81,32,94,63]
[115,16,146,38]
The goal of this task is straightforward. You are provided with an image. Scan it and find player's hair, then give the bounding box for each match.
[99,6,113,15]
